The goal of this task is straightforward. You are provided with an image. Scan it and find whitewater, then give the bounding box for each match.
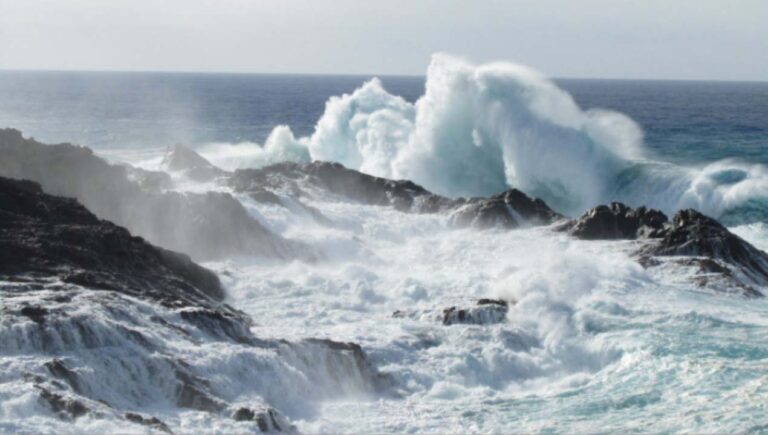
[197,54,768,224]
[2,55,768,433]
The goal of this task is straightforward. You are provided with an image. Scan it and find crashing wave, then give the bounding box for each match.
[198,54,768,222]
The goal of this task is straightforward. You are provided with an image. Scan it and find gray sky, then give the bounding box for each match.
[0,0,766,81]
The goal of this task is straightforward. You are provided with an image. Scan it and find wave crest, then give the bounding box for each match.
[201,54,768,221]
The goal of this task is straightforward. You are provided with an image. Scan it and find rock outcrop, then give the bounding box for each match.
[161,143,229,182]
[442,299,510,326]
[0,176,227,310]
[565,202,668,240]
[230,161,563,229]
[642,209,768,289]
[0,128,296,261]
[565,201,768,296]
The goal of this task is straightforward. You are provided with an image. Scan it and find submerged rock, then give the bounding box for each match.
[37,387,89,420]
[124,412,172,433]
[232,407,295,433]
[442,299,510,326]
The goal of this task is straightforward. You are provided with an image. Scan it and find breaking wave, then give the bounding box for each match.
[199,54,768,221]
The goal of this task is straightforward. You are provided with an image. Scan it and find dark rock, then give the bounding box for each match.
[451,190,563,229]
[45,359,81,393]
[442,299,510,326]
[641,209,768,291]
[20,305,48,324]
[179,308,264,345]
[232,407,291,432]
[0,129,295,261]
[477,298,510,307]
[37,386,89,420]
[173,367,225,413]
[125,412,172,433]
[176,383,225,412]
[0,176,241,311]
[230,161,435,211]
[230,161,561,229]
[567,202,668,240]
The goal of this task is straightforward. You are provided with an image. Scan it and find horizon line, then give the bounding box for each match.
[0,67,766,84]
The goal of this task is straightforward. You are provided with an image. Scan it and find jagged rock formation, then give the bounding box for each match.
[0,174,389,432]
[230,161,563,229]
[565,202,768,296]
[565,202,668,240]
[0,128,297,261]
[0,176,226,309]
[161,143,229,182]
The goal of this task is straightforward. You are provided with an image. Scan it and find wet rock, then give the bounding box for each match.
[0,176,242,311]
[566,202,668,240]
[45,359,81,393]
[124,412,172,433]
[450,190,563,229]
[20,305,48,324]
[641,209,768,291]
[37,386,89,420]
[232,407,294,433]
[230,161,561,229]
[174,368,225,412]
[0,129,294,261]
[442,299,510,326]
[179,308,264,345]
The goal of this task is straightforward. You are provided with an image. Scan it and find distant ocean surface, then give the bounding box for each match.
[0,71,766,166]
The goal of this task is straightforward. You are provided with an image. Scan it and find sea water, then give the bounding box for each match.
[1,56,768,433]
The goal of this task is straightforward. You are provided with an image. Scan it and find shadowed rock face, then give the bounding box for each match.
[0,176,226,309]
[642,209,768,288]
[0,129,296,261]
[230,161,563,229]
[450,190,563,229]
[566,202,668,240]
[565,201,768,296]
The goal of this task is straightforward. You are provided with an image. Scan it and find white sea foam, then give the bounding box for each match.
[8,54,768,433]
[211,187,768,433]
[194,54,768,220]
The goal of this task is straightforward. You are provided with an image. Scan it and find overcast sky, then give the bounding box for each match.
[0,0,766,81]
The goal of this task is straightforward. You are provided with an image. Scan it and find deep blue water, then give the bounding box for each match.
[0,71,766,165]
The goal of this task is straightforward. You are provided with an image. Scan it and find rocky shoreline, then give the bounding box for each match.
[3,128,768,431]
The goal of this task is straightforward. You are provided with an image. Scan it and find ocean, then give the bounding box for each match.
[2,57,768,433]
[2,71,766,166]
